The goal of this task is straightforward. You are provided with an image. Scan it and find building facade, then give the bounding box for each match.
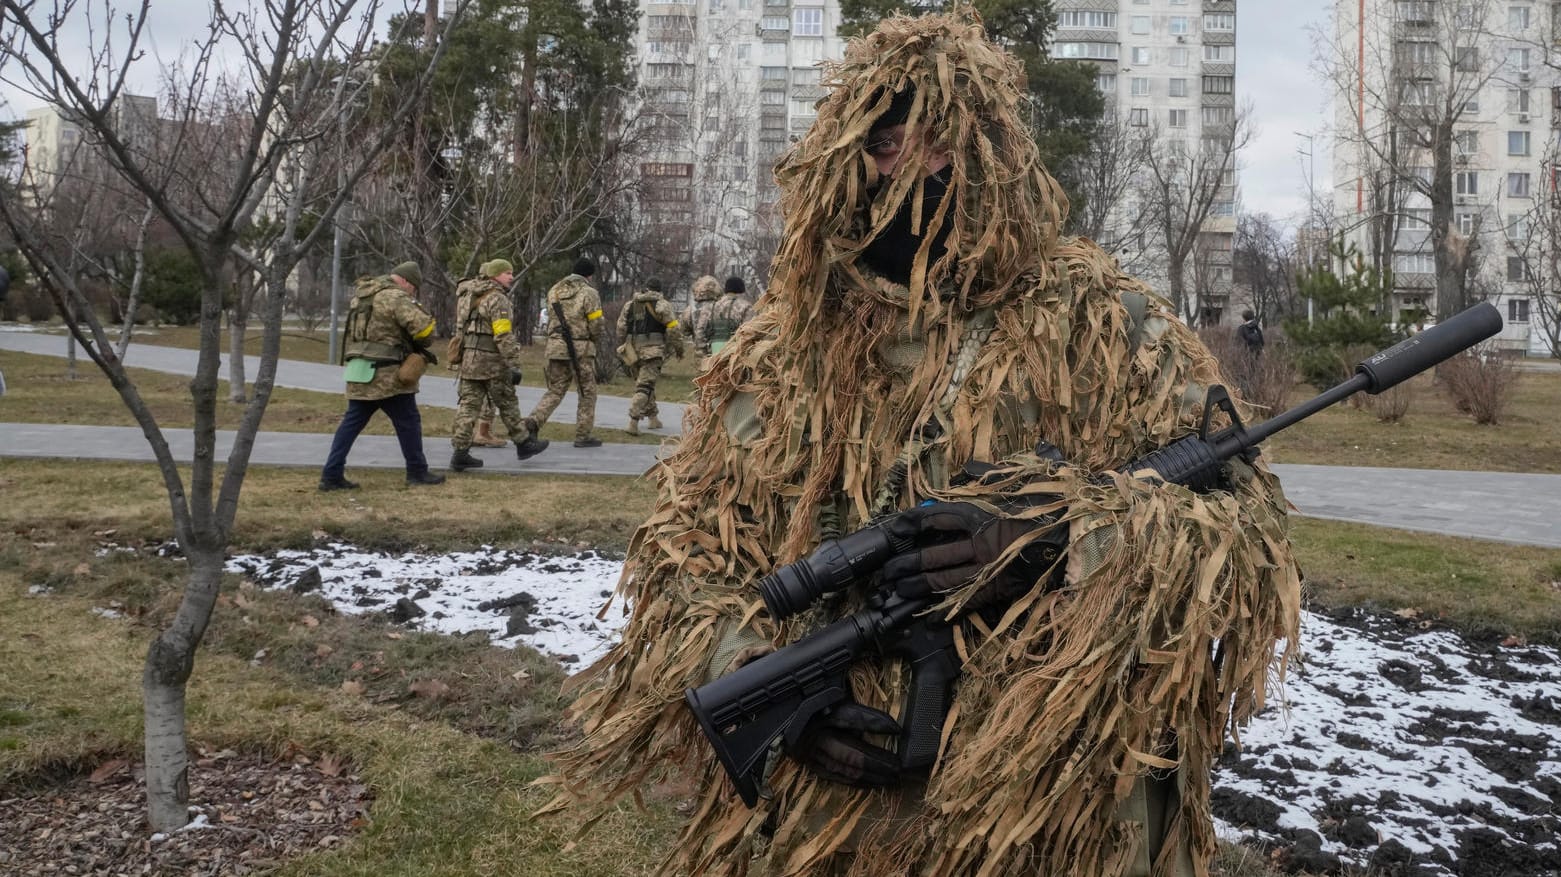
[1331,0,1558,356]
[632,0,848,289]
[1052,0,1241,324]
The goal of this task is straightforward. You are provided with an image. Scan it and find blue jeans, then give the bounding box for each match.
[320,393,429,481]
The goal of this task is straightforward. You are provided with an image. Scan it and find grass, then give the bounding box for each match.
[1260,370,1561,473]
[0,349,669,445]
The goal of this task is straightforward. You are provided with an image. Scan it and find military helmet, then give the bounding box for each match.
[692,275,721,302]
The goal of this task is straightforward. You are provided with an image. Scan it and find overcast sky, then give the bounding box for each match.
[2,1,1331,229]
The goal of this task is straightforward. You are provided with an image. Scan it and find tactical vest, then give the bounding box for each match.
[627,301,667,349]
[342,285,407,364]
[709,307,740,344]
[460,288,501,354]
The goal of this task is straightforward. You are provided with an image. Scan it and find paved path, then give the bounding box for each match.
[0,330,686,434]
[2,421,1558,548]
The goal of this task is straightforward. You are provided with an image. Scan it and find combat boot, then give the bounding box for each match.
[647,416,663,430]
[450,448,484,471]
[515,436,549,460]
[626,417,640,436]
[474,421,505,448]
[406,470,447,486]
[573,436,603,448]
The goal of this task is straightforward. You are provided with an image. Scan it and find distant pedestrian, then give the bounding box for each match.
[319,262,446,490]
[1237,309,1265,357]
[449,258,549,471]
[683,275,721,357]
[696,275,755,356]
[528,257,605,448]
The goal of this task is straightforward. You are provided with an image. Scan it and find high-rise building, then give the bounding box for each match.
[1331,0,1555,355]
[631,1,848,287]
[23,94,158,199]
[1052,0,1240,324]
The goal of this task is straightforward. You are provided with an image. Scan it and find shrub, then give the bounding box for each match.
[1440,343,1521,425]
[1197,325,1298,417]
[1369,379,1413,423]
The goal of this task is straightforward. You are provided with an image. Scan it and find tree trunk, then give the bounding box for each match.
[143,545,224,832]
[228,309,247,403]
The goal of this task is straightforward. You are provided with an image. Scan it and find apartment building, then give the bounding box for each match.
[633,0,848,284]
[1052,0,1241,324]
[1331,0,1557,355]
[22,94,159,201]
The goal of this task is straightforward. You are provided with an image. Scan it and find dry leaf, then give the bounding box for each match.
[385,632,403,640]
[307,800,326,811]
[340,680,366,696]
[511,669,531,681]
[88,759,128,784]
[1501,635,1526,647]
[73,562,91,576]
[317,754,345,778]
[315,643,334,659]
[349,661,364,671]
[233,593,253,610]
[408,679,451,700]
[300,615,320,628]
[1392,607,1420,619]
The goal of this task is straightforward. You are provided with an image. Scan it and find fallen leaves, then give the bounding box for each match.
[339,680,365,697]
[88,759,128,785]
[408,679,450,700]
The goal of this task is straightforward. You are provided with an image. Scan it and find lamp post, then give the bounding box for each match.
[327,80,359,365]
[1296,130,1318,326]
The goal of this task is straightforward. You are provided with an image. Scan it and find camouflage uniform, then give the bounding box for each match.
[449,276,529,452]
[528,272,604,442]
[320,273,439,486]
[696,290,755,355]
[616,288,685,429]
[683,275,721,356]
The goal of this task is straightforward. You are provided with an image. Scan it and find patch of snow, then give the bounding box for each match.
[91,607,124,620]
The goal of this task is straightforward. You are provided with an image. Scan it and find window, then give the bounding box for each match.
[760,65,787,81]
[709,0,722,11]
[1455,129,1479,154]
[1464,95,1481,112]
[1508,171,1532,196]
[1169,78,1188,97]
[1211,201,1235,216]
[1058,10,1117,28]
[762,41,786,62]
[761,90,786,105]
[792,67,820,86]
[1400,80,1434,105]
[761,15,789,30]
[1203,13,1235,31]
[1131,77,1150,97]
[790,97,817,116]
[1509,130,1531,155]
[1456,171,1479,194]
[1203,75,1234,94]
[1456,212,1476,234]
[1132,47,1151,65]
[1509,298,1531,321]
[1509,5,1531,29]
[1168,108,1189,128]
[1204,44,1235,62]
[1130,16,1150,34]
[1202,105,1235,125]
[641,162,694,177]
[1455,46,1478,71]
[1508,213,1530,240]
[736,44,750,61]
[792,8,823,36]
[1129,107,1149,126]
[1508,47,1532,71]
[1096,73,1118,92]
[733,139,747,159]
[1507,256,1532,281]
[1395,252,1436,273]
[1056,42,1120,60]
[1170,47,1189,66]
[1456,4,1478,26]
[1169,16,1191,34]
[1509,88,1532,112]
[1398,41,1435,65]
[1396,0,1433,22]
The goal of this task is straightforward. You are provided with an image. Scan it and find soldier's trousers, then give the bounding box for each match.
[452,378,525,450]
[529,358,596,441]
[628,357,663,420]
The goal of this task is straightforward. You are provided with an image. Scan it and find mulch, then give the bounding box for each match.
[0,745,371,875]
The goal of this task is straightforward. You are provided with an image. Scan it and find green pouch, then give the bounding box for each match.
[344,358,377,383]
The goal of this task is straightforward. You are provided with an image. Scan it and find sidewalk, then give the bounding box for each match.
[3,421,1558,548]
[0,330,686,434]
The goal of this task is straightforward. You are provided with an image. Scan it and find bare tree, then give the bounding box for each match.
[1067,113,1155,267]
[0,0,461,831]
[1233,212,1304,322]
[1320,0,1509,318]
[1140,107,1251,324]
[1504,148,1561,358]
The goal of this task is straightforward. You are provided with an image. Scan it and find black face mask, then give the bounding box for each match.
[860,167,953,287]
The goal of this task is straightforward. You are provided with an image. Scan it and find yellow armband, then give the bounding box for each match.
[586,309,603,321]
[492,318,512,335]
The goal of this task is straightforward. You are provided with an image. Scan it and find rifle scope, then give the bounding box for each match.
[758,522,916,620]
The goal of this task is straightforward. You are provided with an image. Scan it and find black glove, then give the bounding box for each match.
[880,501,1063,613]
[785,701,902,788]
[509,367,524,385]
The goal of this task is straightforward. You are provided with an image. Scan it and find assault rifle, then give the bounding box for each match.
[684,302,1504,807]
[552,300,585,386]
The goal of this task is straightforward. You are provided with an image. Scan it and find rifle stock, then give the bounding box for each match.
[684,302,1503,806]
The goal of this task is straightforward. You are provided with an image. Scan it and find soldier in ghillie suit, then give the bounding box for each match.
[539,11,1299,877]
[684,274,722,357]
[449,259,549,470]
[616,277,686,436]
[528,256,606,448]
[695,275,755,356]
[319,262,445,490]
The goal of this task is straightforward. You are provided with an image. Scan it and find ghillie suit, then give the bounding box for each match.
[540,11,1300,877]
